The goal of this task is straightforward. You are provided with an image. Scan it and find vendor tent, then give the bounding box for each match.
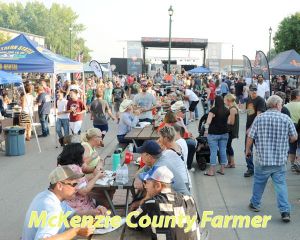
[269,49,300,75]
[0,34,83,73]
[188,66,211,74]
[0,34,84,151]
[0,70,41,152]
[0,70,22,84]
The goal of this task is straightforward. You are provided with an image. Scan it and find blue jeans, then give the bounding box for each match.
[56,118,69,138]
[207,133,229,165]
[251,164,290,213]
[245,133,254,172]
[186,138,197,169]
[39,114,49,136]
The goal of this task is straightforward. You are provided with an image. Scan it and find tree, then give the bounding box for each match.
[0,2,91,61]
[274,12,300,54]
[0,32,11,44]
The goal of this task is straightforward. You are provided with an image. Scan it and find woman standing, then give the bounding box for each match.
[90,90,116,139]
[224,94,239,168]
[204,96,229,176]
[20,84,34,141]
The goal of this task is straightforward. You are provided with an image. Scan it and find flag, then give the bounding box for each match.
[89,60,103,78]
[77,51,84,63]
[242,55,253,85]
[253,51,270,80]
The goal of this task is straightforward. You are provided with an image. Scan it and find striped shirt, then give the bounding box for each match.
[248,109,297,166]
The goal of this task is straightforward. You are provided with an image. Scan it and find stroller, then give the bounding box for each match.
[195,113,210,170]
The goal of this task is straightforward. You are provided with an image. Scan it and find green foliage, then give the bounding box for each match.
[274,12,300,54]
[0,1,91,61]
[0,32,11,44]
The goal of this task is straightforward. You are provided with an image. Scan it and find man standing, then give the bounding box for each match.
[246,95,298,222]
[22,166,97,239]
[37,86,51,137]
[256,75,270,99]
[235,77,246,110]
[130,166,201,240]
[67,89,86,135]
[284,89,300,171]
[133,81,156,123]
[184,86,199,122]
[244,84,266,177]
[112,80,125,123]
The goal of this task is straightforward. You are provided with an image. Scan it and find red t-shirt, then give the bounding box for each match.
[67,99,85,122]
[208,82,216,100]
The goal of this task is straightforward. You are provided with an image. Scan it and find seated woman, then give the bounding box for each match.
[57,143,107,214]
[81,128,105,174]
[117,99,140,144]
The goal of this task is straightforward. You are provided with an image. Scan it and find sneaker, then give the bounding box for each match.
[281,212,290,222]
[189,168,195,172]
[244,170,254,177]
[248,203,260,212]
[291,164,296,172]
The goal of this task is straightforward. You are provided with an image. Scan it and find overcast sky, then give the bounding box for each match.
[6,0,298,62]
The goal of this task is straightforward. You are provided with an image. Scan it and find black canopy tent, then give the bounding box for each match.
[141,37,208,72]
[269,49,300,75]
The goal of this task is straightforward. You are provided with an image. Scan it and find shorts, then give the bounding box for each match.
[189,101,199,112]
[237,95,244,104]
[70,121,82,135]
[93,124,109,138]
[114,101,121,113]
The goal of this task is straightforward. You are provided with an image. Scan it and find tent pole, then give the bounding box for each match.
[22,83,41,153]
[52,74,58,148]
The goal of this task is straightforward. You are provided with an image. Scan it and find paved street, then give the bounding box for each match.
[1,107,300,240]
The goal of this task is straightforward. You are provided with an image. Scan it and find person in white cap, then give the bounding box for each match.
[117,99,140,144]
[21,166,98,240]
[130,165,201,240]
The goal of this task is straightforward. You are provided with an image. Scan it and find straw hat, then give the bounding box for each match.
[171,101,185,112]
[119,99,133,113]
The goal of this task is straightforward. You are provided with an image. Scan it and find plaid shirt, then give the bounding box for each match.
[249,109,298,166]
[130,188,200,240]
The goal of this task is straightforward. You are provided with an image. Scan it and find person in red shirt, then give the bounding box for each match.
[208,79,216,108]
[67,89,86,135]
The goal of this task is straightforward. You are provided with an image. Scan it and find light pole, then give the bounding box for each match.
[268,27,272,61]
[231,44,234,75]
[168,5,173,74]
[69,26,73,59]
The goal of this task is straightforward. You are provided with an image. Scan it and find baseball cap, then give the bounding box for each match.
[142,166,174,184]
[49,166,84,184]
[249,84,258,91]
[136,140,162,156]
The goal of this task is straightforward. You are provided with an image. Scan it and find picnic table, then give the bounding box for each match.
[92,155,139,216]
[124,125,159,148]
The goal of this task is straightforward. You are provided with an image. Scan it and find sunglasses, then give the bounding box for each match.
[61,182,78,187]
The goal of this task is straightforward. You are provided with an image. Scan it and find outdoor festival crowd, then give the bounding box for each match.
[1,71,299,239]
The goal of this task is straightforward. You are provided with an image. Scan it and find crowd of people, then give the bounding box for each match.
[1,70,299,239]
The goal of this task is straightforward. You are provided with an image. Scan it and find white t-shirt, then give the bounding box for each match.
[57,99,69,119]
[176,138,188,163]
[185,89,199,102]
[22,190,75,240]
[23,94,34,115]
[256,81,269,99]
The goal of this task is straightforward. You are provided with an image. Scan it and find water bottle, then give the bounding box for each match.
[112,150,121,172]
[116,164,129,184]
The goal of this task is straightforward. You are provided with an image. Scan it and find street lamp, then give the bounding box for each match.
[268,27,272,61]
[231,44,234,75]
[168,5,173,74]
[69,26,73,59]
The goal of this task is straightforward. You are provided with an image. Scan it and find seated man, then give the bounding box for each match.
[130,166,201,240]
[135,140,190,196]
[22,166,99,240]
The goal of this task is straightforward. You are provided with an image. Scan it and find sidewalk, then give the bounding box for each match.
[0,111,300,240]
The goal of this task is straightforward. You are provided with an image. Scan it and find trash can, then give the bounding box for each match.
[4,126,25,156]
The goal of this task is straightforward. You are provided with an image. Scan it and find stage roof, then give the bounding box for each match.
[141,37,208,49]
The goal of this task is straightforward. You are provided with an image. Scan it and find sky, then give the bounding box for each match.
[5,0,299,62]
